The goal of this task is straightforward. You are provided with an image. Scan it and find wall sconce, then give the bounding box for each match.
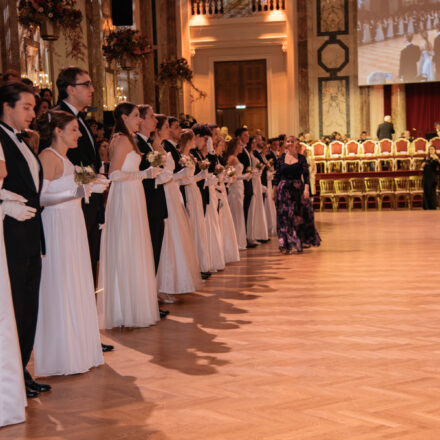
[282,42,288,53]
[190,48,196,56]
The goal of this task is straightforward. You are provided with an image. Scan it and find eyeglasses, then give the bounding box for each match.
[72,81,93,88]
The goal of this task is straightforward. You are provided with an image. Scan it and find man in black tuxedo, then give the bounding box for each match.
[54,67,113,352]
[266,138,280,162]
[163,116,186,205]
[136,105,170,317]
[434,24,440,81]
[0,81,51,398]
[399,33,421,83]
[236,127,256,248]
[377,115,395,140]
[136,105,167,272]
[426,121,440,141]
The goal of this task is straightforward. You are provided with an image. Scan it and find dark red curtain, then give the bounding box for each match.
[384,85,392,117]
[406,82,440,138]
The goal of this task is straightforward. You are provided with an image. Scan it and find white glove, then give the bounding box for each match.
[193,169,207,183]
[2,200,36,221]
[91,175,110,194]
[244,173,253,181]
[207,137,215,154]
[155,169,173,186]
[173,167,193,181]
[109,169,150,181]
[143,167,163,179]
[0,189,27,203]
[40,179,90,207]
[205,175,218,186]
[262,185,267,194]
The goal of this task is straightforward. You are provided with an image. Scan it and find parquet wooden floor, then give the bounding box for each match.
[358,30,437,85]
[3,211,440,439]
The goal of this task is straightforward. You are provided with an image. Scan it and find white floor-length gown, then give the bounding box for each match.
[99,150,160,328]
[362,23,372,43]
[157,153,201,293]
[419,49,434,81]
[227,163,247,250]
[247,156,268,241]
[0,147,26,427]
[204,173,225,271]
[181,168,212,273]
[264,168,277,237]
[216,171,240,263]
[34,149,103,375]
[375,22,385,41]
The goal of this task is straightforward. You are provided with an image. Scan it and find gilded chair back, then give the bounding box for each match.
[349,178,365,193]
[395,139,410,155]
[319,179,335,195]
[430,137,440,154]
[364,177,380,192]
[394,177,410,191]
[409,175,423,191]
[345,140,360,156]
[378,139,393,155]
[413,137,428,154]
[334,179,351,193]
[312,142,327,159]
[362,140,377,156]
[329,141,344,157]
[379,177,394,192]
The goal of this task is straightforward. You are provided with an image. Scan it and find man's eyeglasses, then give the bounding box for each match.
[72,81,93,88]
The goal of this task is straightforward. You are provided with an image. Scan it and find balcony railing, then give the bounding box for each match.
[191,0,286,16]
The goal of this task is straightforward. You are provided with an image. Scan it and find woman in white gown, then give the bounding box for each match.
[418,33,435,81]
[375,21,385,42]
[0,145,26,426]
[362,22,372,44]
[34,110,104,376]
[247,138,268,242]
[215,137,240,263]
[99,103,160,329]
[178,129,212,274]
[154,116,201,295]
[225,138,250,250]
[264,163,277,237]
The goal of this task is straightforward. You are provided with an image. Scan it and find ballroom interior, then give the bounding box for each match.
[2,0,440,439]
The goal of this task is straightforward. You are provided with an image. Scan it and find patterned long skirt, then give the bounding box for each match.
[275,179,321,252]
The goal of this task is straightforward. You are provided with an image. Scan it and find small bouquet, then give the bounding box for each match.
[225,166,236,178]
[179,154,195,168]
[147,151,166,167]
[213,164,225,175]
[267,158,274,169]
[256,162,265,171]
[74,164,96,204]
[246,166,253,174]
[199,159,211,170]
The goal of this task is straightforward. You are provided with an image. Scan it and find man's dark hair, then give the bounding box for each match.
[21,78,34,88]
[2,69,20,83]
[0,81,34,118]
[207,123,218,130]
[192,123,212,137]
[40,88,53,98]
[235,127,248,138]
[361,130,367,135]
[56,67,88,101]
[139,104,153,119]
[167,116,179,127]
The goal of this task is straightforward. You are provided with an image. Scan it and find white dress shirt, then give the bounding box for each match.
[1,125,39,190]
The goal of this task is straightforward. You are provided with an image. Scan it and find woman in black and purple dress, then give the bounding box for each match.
[273,135,321,254]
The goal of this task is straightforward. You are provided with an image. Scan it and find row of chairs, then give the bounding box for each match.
[307,138,440,173]
[319,176,423,211]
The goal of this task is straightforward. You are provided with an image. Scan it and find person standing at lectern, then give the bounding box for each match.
[377,115,395,140]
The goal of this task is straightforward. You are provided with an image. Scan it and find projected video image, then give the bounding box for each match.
[358,0,440,85]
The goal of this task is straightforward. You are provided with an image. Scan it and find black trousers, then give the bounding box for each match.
[82,194,102,285]
[423,184,437,210]
[7,255,42,372]
[148,215,165,273]
[243,180,253,227]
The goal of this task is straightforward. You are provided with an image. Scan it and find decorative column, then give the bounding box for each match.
[0,0,20,72]
[391,84,406,138]
[369,85,384,139]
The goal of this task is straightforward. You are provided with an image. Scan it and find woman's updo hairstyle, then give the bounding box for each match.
[36,110,77,144]
[112,101,140,154]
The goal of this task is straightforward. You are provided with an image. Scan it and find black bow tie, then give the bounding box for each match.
[16,131,28,143]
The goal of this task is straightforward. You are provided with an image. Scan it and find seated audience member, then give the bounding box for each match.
[358,131,369,143]
[35,98,51,119]
[400,130,414,142]
[426,122,440,140]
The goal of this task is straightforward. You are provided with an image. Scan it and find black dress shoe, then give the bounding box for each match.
[26,386,40,398]
[26,379,51,393]
[257,239,270,243]
[201,272,211,280]
[246,242,257,248]
[160,309,169,318]
[101,343,114,352]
